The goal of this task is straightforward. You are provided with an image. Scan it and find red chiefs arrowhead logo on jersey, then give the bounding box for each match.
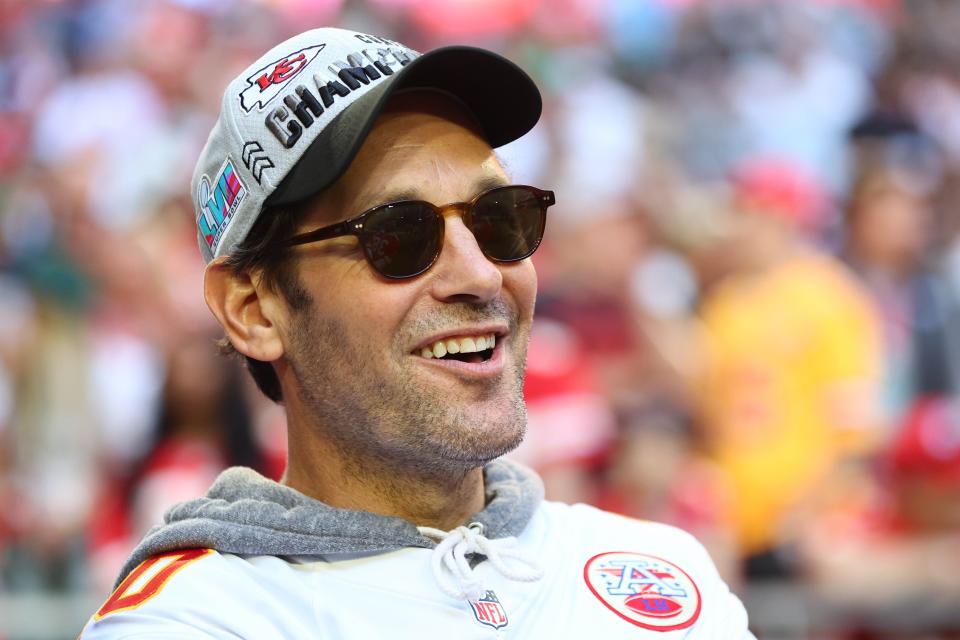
[238,44,325,112]
[583,552,701,632]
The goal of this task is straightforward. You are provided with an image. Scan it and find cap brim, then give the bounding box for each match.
[265,46,541,207]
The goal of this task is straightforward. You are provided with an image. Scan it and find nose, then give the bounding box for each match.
[429,213,503,303]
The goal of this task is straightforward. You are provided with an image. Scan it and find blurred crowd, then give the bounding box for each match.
[2,0,960,638]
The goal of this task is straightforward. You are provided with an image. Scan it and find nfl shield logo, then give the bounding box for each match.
[470,590,508,630]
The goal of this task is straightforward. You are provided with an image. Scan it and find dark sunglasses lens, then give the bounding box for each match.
[471,187,546,262]
[361,202,442,278]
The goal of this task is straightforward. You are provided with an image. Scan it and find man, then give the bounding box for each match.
[81,28,753,637]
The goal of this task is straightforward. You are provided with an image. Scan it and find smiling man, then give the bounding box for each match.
[255,92,538,527]
[81,28,754,638]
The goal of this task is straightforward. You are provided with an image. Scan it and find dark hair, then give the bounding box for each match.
[217,201,313,403]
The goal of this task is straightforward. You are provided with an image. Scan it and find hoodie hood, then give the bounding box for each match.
[116,458,543,587]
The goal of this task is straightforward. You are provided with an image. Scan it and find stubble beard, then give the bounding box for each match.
[286,300,529,483]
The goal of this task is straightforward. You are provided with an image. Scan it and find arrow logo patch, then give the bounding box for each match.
[238,44,326,113]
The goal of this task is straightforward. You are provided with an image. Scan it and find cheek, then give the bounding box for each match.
[503,260,537,320]
[299,266,415,349]
[343,287,414,342]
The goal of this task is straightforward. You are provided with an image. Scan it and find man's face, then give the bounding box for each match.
[274,92,537,475]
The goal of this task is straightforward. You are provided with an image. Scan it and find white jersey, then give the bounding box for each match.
[81,501,753,639]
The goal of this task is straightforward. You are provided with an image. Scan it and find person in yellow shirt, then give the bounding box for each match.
[695,158,883,572]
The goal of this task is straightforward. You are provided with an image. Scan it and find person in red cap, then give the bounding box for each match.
[695,156,884,577]
[793,396,960,621]
[80,27,752,638]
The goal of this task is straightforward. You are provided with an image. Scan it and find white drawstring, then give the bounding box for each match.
[418,522,544,603]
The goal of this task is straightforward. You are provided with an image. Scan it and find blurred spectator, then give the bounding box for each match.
[795,397,960,638]
[843,121,960,427]
[511,318,616,504]
[597,406,740,585]
[724,2,873,194]
[693,157,883,577]
[536,201,656,412]
[87,334,269,592]
[889,396,960,532]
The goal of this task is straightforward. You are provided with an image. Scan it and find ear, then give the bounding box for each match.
[204,258,285,363]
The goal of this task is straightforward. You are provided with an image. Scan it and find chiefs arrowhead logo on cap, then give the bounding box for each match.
[238,44,326,113]
[583,552,702,632]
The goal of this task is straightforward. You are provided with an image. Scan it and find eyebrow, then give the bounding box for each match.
[358,175,510,211]
[471,175,511,196]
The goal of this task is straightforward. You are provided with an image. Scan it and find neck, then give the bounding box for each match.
[281,421,487,531]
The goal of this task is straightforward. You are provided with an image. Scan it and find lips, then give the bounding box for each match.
[410,327,507,378]
[418,333,496,360]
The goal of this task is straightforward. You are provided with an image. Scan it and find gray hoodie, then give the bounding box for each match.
[116,458,543,588]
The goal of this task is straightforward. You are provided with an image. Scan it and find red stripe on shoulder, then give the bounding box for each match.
[95,548,213,620]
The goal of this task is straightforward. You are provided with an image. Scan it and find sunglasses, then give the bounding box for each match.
[285,184,556,280]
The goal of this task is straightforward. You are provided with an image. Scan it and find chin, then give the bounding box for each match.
[427,408,527,469]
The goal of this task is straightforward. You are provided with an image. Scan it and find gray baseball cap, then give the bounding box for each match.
[191,27,542,264]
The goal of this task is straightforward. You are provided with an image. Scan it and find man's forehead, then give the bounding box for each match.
[305,167,509,230]
[305,97,510,223]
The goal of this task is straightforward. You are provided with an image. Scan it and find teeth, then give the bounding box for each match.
[418,333,496,359]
